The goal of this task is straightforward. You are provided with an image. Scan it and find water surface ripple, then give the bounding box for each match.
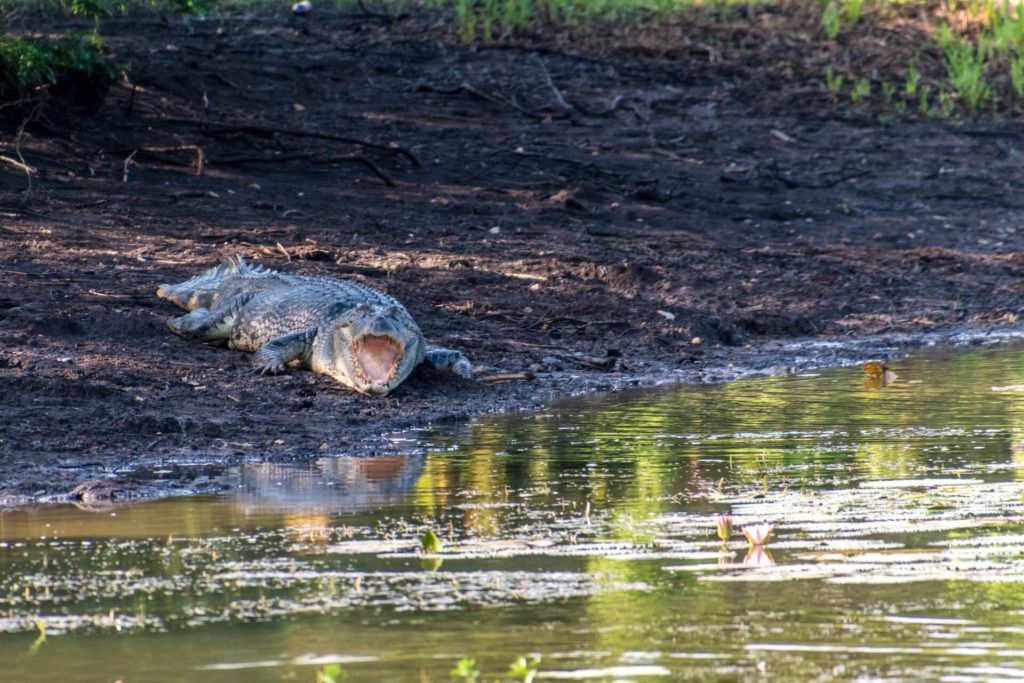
[4,344,1024,681]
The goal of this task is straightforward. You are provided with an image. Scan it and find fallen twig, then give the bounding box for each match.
[212,152,395,186]
[0,154,35,175]
[161,117,420,167]
[419,81,541,119]
[170,190,219,200]
[530,53,573,113]
[208,72,240,89]
[418,81,568,121]
[478,372,536,383]
[122,149,138,184]
[137,145,206,175]
[572,94,625,117]
[11,116,33,196]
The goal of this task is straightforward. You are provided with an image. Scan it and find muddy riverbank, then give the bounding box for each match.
[3,6,1024,506]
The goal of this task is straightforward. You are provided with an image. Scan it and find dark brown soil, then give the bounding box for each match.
[3,5,1024,506]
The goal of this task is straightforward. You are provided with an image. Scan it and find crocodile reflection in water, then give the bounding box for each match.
[232,454,426,511]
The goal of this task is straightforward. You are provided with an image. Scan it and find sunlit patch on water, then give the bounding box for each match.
[196,654,379,671]
[5,343,1024,681]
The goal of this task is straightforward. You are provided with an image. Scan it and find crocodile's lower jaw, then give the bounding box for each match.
[354,335,402,385]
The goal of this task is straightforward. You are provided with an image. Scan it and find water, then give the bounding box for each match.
[4,343,1024,681]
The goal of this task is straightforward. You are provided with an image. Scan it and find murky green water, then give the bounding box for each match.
[5,343,1024,682]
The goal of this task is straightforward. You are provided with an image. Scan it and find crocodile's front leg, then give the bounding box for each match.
[424,347,474,379]
[252,330,316,375]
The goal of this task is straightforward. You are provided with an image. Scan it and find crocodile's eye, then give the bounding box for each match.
[326,302,358,319]
[387,305,400,316]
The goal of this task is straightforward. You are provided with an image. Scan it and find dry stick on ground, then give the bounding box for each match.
[572,94,625,117]
[122,149,138,183]
[0,154,35,175]
[213,152,395,186]
[8,116,34,197]
[136,145,206,175]
[159,117,421,167]
[418,81,568,121]
[478,372,537,383]
[124,79,138,118]
[530,53,573,113]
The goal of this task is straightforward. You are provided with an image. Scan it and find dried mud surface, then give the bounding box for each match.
[4,6,1024,506]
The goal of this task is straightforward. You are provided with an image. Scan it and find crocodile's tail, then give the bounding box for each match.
[156,256,275,311]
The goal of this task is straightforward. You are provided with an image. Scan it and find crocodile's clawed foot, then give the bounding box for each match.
[452,358,474,379]
[253,358,287,375]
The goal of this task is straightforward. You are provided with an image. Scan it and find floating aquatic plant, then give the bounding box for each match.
[420,529,444,553]
[316,664,348,683]
[742,523,775,547]
[506,655,541,682]
[450,657,480,681]
[716,513,733,542]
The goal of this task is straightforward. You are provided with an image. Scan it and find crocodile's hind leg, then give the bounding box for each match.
[424,347,474,379]
[166,292,254,342]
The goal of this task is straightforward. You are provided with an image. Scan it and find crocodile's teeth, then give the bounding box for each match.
[356,336,401,383]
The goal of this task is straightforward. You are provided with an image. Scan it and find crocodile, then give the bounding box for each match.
[156,257,472,396]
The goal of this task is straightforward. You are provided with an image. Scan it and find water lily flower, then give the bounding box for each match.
[715,513,733,541]
[741,522,775,546]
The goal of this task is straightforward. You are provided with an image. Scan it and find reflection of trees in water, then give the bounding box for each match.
[415,348,1024,520]
[225,349,1024,525]
[234,454,426,511]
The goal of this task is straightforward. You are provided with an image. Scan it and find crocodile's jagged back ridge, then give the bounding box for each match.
[156,257,278,311]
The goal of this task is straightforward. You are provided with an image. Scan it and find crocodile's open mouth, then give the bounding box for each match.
[355,335,402,384]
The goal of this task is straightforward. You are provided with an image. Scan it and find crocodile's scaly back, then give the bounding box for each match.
[157,258,473,396]
[156,256,277,311]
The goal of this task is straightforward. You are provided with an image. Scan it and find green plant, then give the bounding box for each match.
[934,22,956,51]
[905,55,920,97]
[26,618,45,656]
[842,0,862,24]
[824,64,844,100]
[480,0,498,40]
[0,0,208,127]
[455,0,477,43]
[1012,53,1024,98]
[918,84,933,115]
[654,0,674,21]
[316,664,348,683]
[0,32,115,125]
[944,38,993,112]
[938,89,957,116]
[989,4,1024,51]
[881,81,896,105]
[421,528,444,553]
[821,0,841,38]
[850,77,871,102]
[506,655,541,683]
[450,657,480,681]
[501,0,533,33]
